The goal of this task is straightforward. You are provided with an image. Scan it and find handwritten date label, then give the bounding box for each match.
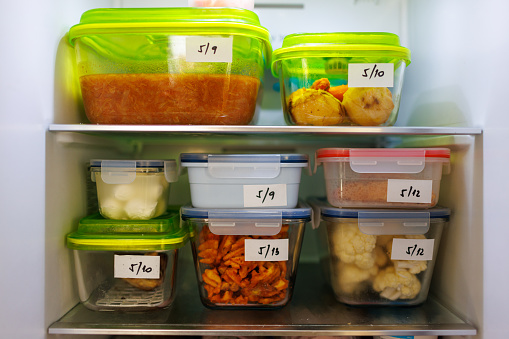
[245,239,289,261]
[243,184,287,207]
[114,255,160,279]
[391,238,435,261]
[386,179,433,204]
[186,37,233,63]
[348,63,394,88]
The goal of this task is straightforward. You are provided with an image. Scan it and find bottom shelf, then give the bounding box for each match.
[48,261,476,336]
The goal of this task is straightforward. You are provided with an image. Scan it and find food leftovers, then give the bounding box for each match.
[196,224,291,305]
[80,73,260,125]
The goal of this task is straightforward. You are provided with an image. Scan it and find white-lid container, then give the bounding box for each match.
[310,197,449,306]
[180,153,309,208]
[90,160,178,220]
[315,148,451,209]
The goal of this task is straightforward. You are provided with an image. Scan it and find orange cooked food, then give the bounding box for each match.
[196,224,291,306]
[80,73,260,125]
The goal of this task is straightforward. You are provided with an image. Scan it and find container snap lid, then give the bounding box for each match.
[271,32,411,77]
[181,203,311,236]
[66,208,188,251]
[90,159,178,184]
[68,7,272,65]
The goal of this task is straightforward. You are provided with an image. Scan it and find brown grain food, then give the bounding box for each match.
[332,180,437,207]
[196,224,290,306]
[80,73,260,125]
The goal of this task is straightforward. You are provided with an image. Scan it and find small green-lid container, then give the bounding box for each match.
[67,208,188,251]
[271,32,411,77]
[69,7,272,65]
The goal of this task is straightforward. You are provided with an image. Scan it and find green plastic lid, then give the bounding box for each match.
[68,7,271,54]
[271,32,410,77]
[67,208,188,251]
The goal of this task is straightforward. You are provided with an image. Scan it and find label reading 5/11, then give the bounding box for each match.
[348,63,394,88]
[186,36,233,63]
[243,184,287,207]
[114,255,160,279]
[244,239,289,261]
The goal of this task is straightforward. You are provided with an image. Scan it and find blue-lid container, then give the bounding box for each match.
[309,197,449,306]
[180,153,309,209]
[182,203,311,309]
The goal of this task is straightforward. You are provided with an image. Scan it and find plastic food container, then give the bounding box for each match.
[315,148,450,209]
[66,209,188,311]
[310,198,449,306]
[182,204,311,309]
[90,160,178,220]
[180,153,309,208]
[271,32,411,126]
[68,7,271,125]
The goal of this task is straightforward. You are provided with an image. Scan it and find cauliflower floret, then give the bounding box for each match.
[330,223,377,269]
[374,245,389,268]
[373,266,421,300]
[333,261,378,294]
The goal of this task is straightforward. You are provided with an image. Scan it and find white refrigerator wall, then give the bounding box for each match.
[0,1,506,339]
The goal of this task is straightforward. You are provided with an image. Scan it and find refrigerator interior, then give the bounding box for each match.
[3,0,508,338]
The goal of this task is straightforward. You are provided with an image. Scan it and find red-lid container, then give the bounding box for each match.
[315,148,451,209]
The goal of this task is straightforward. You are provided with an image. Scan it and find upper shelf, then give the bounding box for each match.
[49,124,482,136]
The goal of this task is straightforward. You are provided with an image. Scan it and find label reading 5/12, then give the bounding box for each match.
[114,254,160,279]
[386,179,433,204]
[244,239,289,262]
[391,238,435,261]
[186,36,233,63]
[348,63,394,88]
[243,184,287,207]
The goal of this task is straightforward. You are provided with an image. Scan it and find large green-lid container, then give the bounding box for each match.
[67,208,188,251]
[272,32,410,77]
[69,7,272,65]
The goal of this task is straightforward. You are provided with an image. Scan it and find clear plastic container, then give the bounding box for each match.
[271,32,411,126]
[66,209,188,311]
[68,7,271,125]
[180,153,309,208]
[310,198,449,306]
[315,148,450,209]
[89,160,178,220]
[181,204,311,309]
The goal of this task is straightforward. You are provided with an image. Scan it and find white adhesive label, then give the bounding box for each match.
[348,63,394,87]
[391,238,435,261]
[185,36,233,63]
[243,184,287,207]
[387,179,433,203]
[114,255,160,279]
[244,239,289,262]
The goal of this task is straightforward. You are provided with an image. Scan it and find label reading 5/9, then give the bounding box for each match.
[348,63,394,88]
[114,254,160,279]
[243,184,287,207]
[244,239,289,262]
[186,36,233,63]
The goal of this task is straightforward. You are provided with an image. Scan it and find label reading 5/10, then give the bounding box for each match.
[186,36,233,63]
[348,63,394,88]
[114,254,160,279]
[244,239,289,262]
[243,184,287,207]
[391,238,435,261]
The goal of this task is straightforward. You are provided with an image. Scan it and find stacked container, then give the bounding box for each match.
[180,153,312,309]
[66,159,189,311]
[271,32,410,126]
[68,7,271,125]
[312,148,451,306]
